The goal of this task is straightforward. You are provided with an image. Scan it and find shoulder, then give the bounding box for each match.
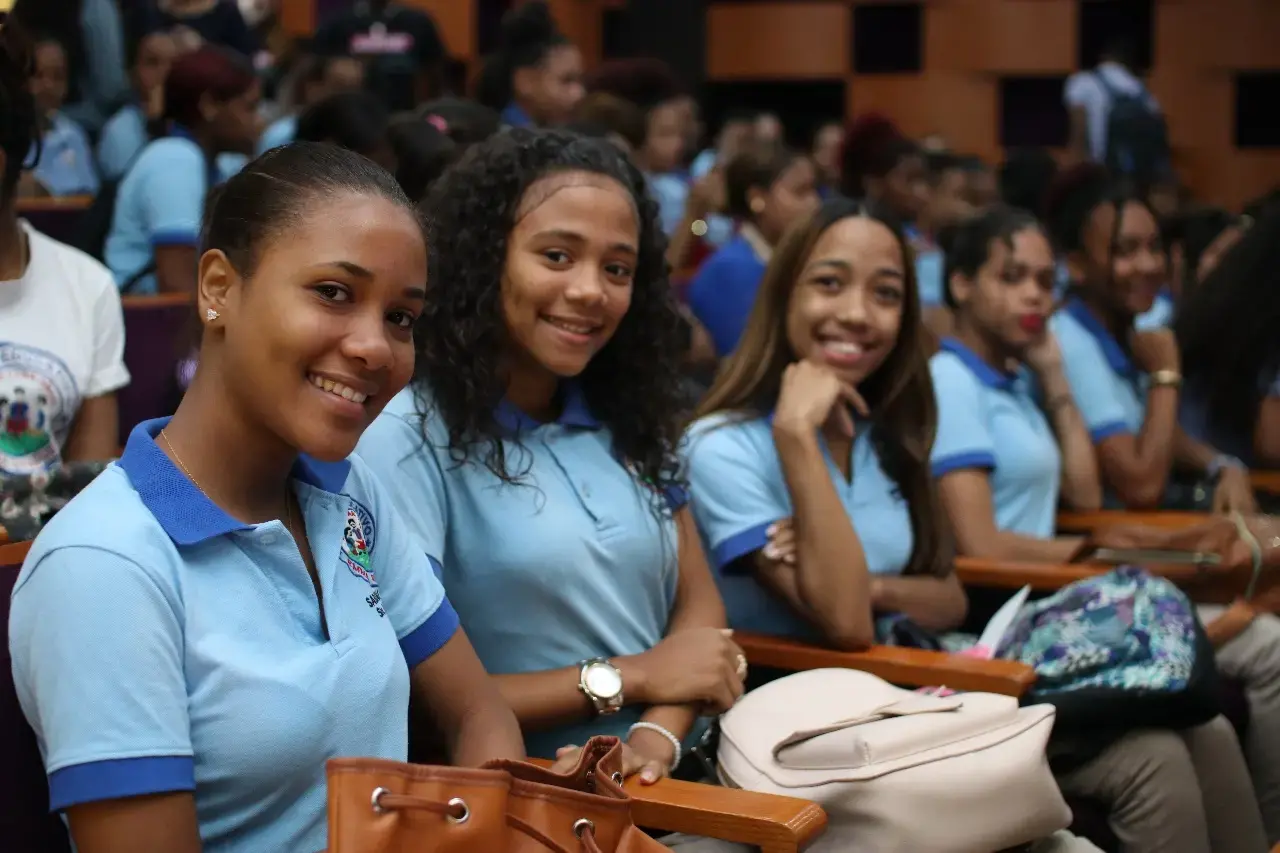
[684,412,774,469]
[16,467,181,597]
[928,350,981,389]
[24,223,117,298]
[102,104,143,135]
[1063,71,1100,103]
[135,137,204,173]
[367,385,446,445]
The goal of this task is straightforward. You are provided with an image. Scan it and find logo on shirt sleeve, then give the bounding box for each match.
[340,500,377,585]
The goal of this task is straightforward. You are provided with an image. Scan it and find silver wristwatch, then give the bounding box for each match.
[578,658,624,716]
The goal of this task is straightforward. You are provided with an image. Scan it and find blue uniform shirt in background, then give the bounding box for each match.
[356,385,698,759]
[930,338,1060,538]
[256,114,298,155]
[31,113,99,197]
[9,419,459,852]
[684,413,913,641]
[686,235,768,357]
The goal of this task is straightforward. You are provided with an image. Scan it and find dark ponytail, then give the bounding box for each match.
[476,1,566,111]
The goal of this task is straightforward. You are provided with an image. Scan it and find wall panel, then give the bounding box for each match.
[926,0,1075,74]
[706,3,850,80]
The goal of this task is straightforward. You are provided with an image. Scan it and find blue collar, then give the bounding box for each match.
[119,418,352,546]
[494,382,601,433]
[939,337,1016,391]
[1061,297,1137,377]
[501,102,535,128]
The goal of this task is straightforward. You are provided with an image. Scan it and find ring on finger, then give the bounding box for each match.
[736,654,748,680]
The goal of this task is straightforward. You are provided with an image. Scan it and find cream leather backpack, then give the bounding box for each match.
[717,668,1071,853]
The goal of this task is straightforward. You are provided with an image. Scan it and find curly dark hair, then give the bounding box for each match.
[416,127,685,497]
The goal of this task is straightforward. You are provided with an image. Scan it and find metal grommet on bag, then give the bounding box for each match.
[446,797,470,824]
[573,818,595,838]
[610,771,623,785]
[371,787,389,814]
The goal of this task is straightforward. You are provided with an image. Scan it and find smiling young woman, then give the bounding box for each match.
[8,141,524,853]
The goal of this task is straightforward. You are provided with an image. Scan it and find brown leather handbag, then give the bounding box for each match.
[326,736,674,853]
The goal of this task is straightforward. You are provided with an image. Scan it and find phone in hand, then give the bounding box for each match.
[1085,547,1222,567]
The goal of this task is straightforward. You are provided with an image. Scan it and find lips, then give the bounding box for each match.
[1018,315,1046,334]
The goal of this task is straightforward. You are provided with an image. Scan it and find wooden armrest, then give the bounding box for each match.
[954,556,1102,590]
[1056,510,1208,533]
[1251,470,1280,495]
[736,632,1035,696]
[0,539,32,566]
[15,194,92,212]
[528,758,826,852]
[122,293,196,309]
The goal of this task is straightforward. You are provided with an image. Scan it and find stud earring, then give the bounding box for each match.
[206,308,219,321]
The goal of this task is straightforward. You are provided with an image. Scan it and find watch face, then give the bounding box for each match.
[584,663,623,699]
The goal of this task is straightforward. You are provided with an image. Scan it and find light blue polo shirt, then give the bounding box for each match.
[929,338,1060,538]
[31,112,99,197]
[9,418,460,852]
[356,384,690,759]
[1135,288,1174,330]
[683,412,913,641]
[1050,298,1145,444]
[257,114,297,155]
[97,102,149,181]
[104,130,216,294]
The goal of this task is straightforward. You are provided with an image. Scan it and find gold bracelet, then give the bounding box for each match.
[1149,369,1182,388]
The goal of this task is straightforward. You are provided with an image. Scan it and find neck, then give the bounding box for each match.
[953,318,1015,371]
[0,211,25,281]
[1077,290,1131,340]
[504,357,561,423]
[162,362,298,523]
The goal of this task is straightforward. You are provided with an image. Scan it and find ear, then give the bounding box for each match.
[197,91,218,124]
[511,65,539,102]
[947,270,974,309]
[747,186,767,215]
[197,249,241,330]
[1063,250,1088,287]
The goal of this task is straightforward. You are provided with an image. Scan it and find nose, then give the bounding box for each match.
[835,286,871,326]
[563,266,607,308]
[339,308,395,373]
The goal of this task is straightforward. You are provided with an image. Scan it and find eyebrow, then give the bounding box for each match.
[314,260,375,279]
[804,258,904,279]
[534,229,638,256]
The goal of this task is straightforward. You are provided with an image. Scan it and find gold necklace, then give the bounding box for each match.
[160,429,293,531]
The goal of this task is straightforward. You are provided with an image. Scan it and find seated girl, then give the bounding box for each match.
[356,129,745,851]
[683,198,1265,853]
[1176,207,1280,470]
[929,205,1280,847]
[686,143,820,358]
[105,45,261,293]
[97,29,176,181]
[1043,165,1256,513]
[10,142,524,852]
[26,33,98,197]
[0,26,124,473]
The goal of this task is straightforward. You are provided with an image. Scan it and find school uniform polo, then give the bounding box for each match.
[929,338,1060,538]
[1135,288,1174,331]
[683,413,913,641]
[96,102,149,181]
[104,128,218,294]
[686,234,768,357]
[256,114,298,155]
[9,418,459,852]
[31,112,99,197]
[1050,298,1146,444]
[355,384,690,759]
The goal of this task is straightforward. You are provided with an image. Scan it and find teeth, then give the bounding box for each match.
[545,317,596,335]
[824,341,863,355]
[309,374,368,404]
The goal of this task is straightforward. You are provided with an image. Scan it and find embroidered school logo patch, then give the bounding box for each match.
[340,501,376,585]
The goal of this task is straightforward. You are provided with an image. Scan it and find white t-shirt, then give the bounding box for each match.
[0,221,130,473]
[1063,62,1160,162]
